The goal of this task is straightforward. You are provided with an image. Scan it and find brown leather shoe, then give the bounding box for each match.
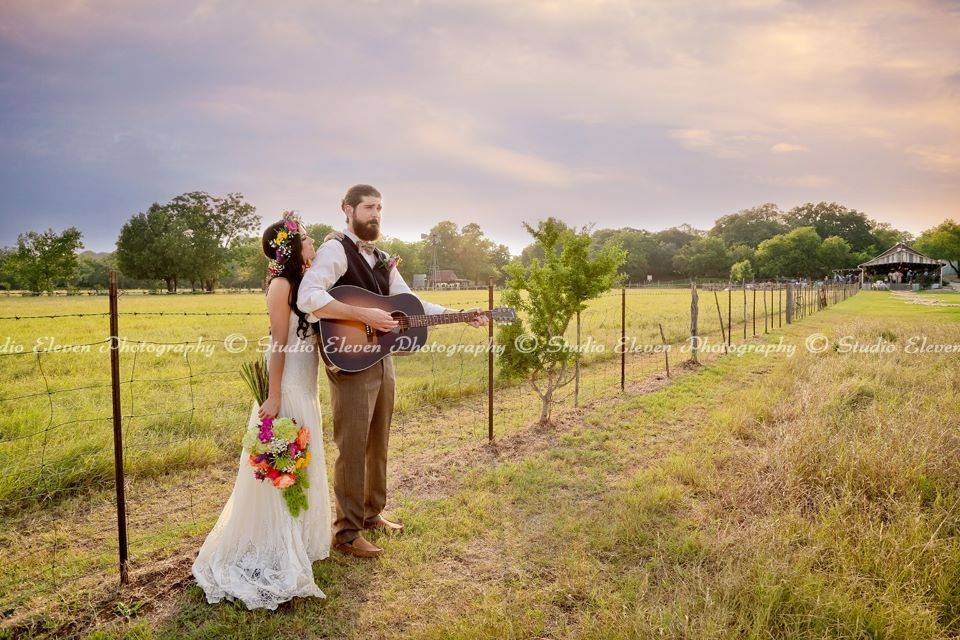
[365,515,404,534]
[333,534,383,558]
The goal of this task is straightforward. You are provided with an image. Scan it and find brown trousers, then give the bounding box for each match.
[325,356,396,543]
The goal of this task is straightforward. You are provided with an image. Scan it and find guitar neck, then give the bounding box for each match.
[403,310,488,329]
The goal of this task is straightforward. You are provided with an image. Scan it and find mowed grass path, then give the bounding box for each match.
[36,289,954,639]
[2,287,761,631]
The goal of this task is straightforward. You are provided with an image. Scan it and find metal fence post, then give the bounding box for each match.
[620,287,626,391]
[487,277,494,442]
[108,270,129,584]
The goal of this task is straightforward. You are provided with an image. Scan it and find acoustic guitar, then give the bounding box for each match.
[317,285,517,373]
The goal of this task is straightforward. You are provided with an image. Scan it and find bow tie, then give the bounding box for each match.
[356,239,377,254]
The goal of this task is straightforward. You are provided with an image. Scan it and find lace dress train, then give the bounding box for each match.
[192,311,330,610]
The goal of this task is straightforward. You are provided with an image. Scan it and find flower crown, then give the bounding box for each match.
[267,211,304,277]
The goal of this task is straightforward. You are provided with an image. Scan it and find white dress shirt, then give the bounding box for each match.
[297,227,451,322]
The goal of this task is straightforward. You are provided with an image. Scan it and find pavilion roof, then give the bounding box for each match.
[858,242,943,268]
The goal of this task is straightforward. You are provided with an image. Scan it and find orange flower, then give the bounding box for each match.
[296,428,310,449]
[273,473,296,489]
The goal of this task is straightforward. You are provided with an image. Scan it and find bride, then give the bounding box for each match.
[192,211,331,610]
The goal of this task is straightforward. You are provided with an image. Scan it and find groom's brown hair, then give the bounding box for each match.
[341,184,381,217]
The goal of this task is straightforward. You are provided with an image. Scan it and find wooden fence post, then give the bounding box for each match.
[658,322,670,378]
[574,309,581,407]
[763,285,768,333]
[690,280,699,364]
[726,288,732,347]
[714,289,727,352]
[108,270,129,585]
[778,285,783,327]
[742,282,747,339]
[785,282,794,324]
[752,287,756,337]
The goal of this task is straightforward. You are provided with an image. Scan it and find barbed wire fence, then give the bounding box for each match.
[0,272,860,635]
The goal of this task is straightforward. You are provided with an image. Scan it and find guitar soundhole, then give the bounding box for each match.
[390,311,409,334]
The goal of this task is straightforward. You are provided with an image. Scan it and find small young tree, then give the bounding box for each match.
[9,227,83,293]
[497,218,625,425]
[730,259,754,282]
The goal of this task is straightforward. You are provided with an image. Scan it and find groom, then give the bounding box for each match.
[298,184,486,558]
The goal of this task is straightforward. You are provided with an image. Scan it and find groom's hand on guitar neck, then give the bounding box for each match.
[464,308,488,328]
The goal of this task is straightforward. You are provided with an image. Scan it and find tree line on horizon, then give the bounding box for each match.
[1,192,958,293]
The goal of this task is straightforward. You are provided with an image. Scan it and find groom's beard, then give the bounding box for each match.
[353,219,380,241]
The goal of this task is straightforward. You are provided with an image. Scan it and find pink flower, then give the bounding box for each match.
[287,442,299,457]
[261,417,274,428]
[285,220,298,231]
[273,473,296,489]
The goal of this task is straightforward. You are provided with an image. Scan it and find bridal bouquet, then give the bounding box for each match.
[242,416,311,516]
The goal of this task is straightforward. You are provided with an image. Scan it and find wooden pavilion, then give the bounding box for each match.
[858,242,944,289]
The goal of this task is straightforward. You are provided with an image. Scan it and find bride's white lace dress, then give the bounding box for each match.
[192,309,331,609]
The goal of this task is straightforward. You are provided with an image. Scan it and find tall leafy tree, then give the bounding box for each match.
[8,227,83,293]
[755,227,822,277]
[0,247,20,290]
[785,202,875,252]
[915,219,960,274]
[168,192,259,291]
[591,228,650,283]
[116,203,189,292]
[498,219,625,425]
[710,203,788,248]
[672,236,732,277]
[817,236,856,274]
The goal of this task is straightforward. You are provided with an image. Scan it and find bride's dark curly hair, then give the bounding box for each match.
[261,219,313,340]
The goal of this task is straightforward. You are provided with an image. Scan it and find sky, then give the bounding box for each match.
[1,0,958,254]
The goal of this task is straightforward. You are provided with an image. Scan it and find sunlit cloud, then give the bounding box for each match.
[771,143,808,154]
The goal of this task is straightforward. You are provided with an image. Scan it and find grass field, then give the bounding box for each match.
[2,285,895,638]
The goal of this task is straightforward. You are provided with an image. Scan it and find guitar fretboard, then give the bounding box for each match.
[398,310,488,329]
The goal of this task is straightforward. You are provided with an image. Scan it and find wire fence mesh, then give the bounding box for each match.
[0,277,861,633]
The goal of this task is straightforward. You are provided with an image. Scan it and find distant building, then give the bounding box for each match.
[427,269,472,288]
[412,273,427,289]
[858,242,945,289]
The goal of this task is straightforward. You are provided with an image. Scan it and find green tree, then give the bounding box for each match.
[0,247,20,290]
[730,259,754,282]
[116,203,189,292]
[76,251,114,290]
[915,219,960,274]
[169,192,260,291]
[591,228,651,283]
[672,236,732,277]
[8,227,83,293]
[869,221,911,253]
[755,227,822,278]
[378,237,427,282]
[497,219,625,425]
[817,236,856,275]
[785,202,875,252]
[421,220,511,284]
[710,203,788,248]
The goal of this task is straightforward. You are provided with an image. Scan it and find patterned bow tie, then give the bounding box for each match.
[356,239,377,254]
